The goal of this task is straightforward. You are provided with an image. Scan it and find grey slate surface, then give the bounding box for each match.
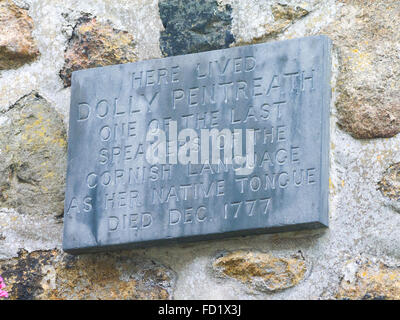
[63,35,331,254]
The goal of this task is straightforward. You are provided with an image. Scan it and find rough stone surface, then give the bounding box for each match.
[324,0,400,139]
[159,0,234,56]
[60,14,138,87]
[213,251,308,292]
[219,0,320,44]
[338,258,400,300]
[0,0,163,117]
[231,1,310,45]
[0,208,63,260]
[226,0,400,139]
[0,249,176,300]
[0,0,40,70]
[377,162,400,213]
[378,163,400,201]
[0,92,67,217]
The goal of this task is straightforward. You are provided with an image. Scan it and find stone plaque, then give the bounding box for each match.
[63,35,331,254]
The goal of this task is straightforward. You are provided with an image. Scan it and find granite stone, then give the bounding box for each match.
[63,36,331,253]
[159,0,234,56]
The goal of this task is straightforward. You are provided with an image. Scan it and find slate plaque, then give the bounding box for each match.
[63,35,331,254]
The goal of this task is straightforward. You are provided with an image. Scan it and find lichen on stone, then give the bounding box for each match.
[213,250,308,292]
[0,0,40,70]
[219,0,315,45]
[378,162,400,201]
[246,3,310,44]
[324,0,400,138]
[0,249,176,300]
[60,13,138,87]
[0,92,67,217]
[338,258,400,300]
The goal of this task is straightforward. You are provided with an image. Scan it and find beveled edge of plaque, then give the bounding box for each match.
[318,35,332,229]
[62,35,333,254]
[64,221,328,254]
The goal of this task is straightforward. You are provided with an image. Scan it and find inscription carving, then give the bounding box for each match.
[63,36,331,253]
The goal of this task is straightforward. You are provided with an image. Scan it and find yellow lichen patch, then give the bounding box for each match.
[346,49,373,73]
[20,109,66,150]
[43,172,54,179]
[213,250,307,292]
[0,249,175,300]
[329,177,335,191]
[0,92,67,216]
[338,261,400,300]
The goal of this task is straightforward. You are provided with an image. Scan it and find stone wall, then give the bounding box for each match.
[0,0,399,300]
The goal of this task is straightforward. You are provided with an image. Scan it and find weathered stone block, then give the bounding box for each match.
[0,249,176,300]
[0,92,67,217]
[239,2,310,45]
[338,259,400,300]
[378,163,400,201]
[213,250,308,292]
[378,162,400,213]
[325,0,400,138]
[0,0,39,70]
[159,0,235,56]
[60,15,138,87]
